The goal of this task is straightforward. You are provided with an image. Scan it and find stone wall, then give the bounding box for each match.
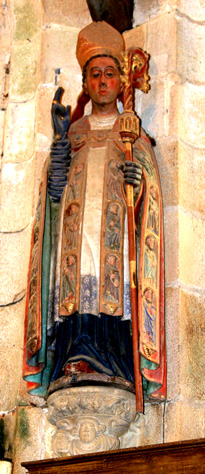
[130,0,205,443]
[0,0,204,472]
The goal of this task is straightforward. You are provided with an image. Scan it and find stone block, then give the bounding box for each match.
[13,0,42,41]
[13,406,48,474]
[177,17,205,83]
[10,34,41,101]
[166,74,180,138]
[155,138,179,208]
[120,403,164,448]
[164,400,205,442]
[0,157,35,232]
[178,140,205,215]
[143,403,164,445]
[8,0,41,102]
[178,83,205,148]
[42,0,91,28]
[178,0,205,22]
[165,287,180,400]
[42,28,81,87]
[0,110,5,157]
[0,299,25,412]
[3,98,37,163]
[133,0,177,26]
[147,12,177,77]
[138,77,167,139]
[164,207,179,285]
[123,24,146,50]
[37,86,55,145]
[179,210,204,288]
[179,289,205,401]
[0,224,32,306]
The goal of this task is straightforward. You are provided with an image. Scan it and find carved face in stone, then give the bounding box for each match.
[79,421,96,443]
[84,56,123,108]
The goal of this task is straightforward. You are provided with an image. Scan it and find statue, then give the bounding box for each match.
[23,21,166,413]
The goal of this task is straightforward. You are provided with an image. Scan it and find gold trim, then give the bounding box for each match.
[130,260,136,289]
[126,184,134,207]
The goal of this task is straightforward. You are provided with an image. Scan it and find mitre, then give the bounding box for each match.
[76,21,125,70]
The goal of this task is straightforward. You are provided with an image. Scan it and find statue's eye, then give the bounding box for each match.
[91,71,100,78]
[106,72,114,77]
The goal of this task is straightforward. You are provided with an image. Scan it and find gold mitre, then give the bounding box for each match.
[76,21,125,70]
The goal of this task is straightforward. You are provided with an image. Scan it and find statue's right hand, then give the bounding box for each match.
[51,87,71,139]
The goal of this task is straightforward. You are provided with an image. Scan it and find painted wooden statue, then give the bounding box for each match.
[23,21,166,411]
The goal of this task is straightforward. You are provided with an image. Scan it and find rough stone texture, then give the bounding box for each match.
[9,0,42,102]
[179,289,205,401]
[41,27,83,114]
[147,12,177,77]
[10,34,42,101]
[178,140,205,215]
[164,207,179,284]
[178,0,205,22]
[123,23,146,50]
[155,138,178,208]
[13,406,48,474]
[0,224,32,306]
[3,98,37,163]
[179,210,204,288]
[137,77,167,139]
[43,0,91,28]
[120,402,164,448]
[42,28,81,87]
[165,287,180,401]
[37,86,56,145]
[143,403,164,445]
[0,299,25,412]
[164,400,205,442]
[166,74,180,138]
[0,1,11,107]
[0,156,35,232]
[178,83,205,148]
[0,110,5,158]
[13,0,42,41]
[133,0,177,26]
[177,17,205,83]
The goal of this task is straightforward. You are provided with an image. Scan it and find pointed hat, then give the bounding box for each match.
[76,21,125,70]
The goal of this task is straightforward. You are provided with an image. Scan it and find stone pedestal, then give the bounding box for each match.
[47,387,137,457]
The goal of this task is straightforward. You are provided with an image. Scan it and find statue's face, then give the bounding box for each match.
[84,56,122,107]
[79,422,96,443]
[146,236,155,250]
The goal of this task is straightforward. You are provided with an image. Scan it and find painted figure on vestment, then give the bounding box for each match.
[23,21,166,408]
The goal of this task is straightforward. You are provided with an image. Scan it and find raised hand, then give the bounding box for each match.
[51,87,71,140]
[48,88,72,202]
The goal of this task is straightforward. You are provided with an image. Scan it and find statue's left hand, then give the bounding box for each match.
[123,161,143,187]
[51,87,71,139]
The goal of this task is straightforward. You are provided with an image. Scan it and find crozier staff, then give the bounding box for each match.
[23,21,166,409]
